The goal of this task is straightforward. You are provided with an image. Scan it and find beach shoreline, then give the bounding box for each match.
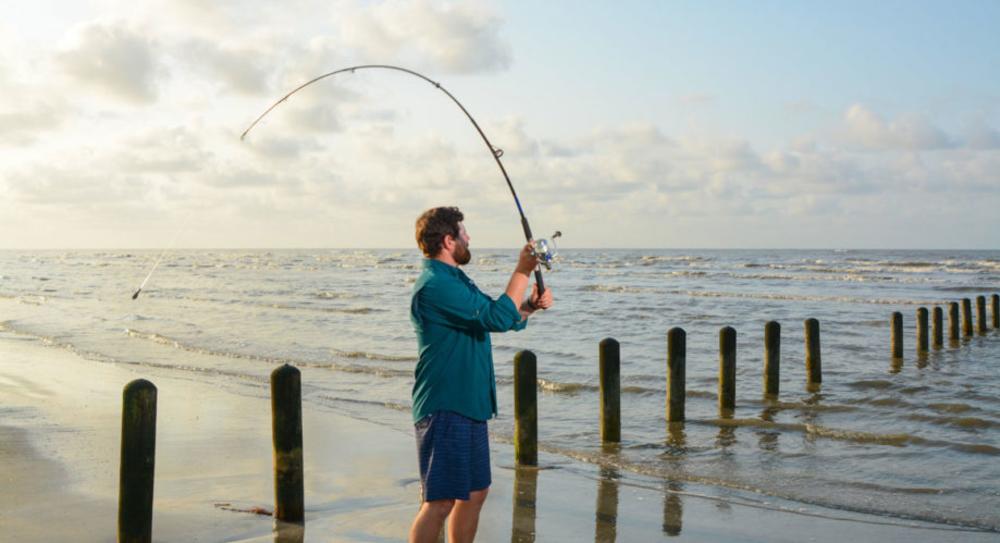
[2,332,998,542]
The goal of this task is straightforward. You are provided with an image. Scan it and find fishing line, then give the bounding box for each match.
[131,222,185,300]
[240,64,557,293]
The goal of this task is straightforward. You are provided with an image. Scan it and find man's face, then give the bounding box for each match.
[451,222,471,265]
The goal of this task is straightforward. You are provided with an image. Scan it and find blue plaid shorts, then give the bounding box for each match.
[414,410,491,502]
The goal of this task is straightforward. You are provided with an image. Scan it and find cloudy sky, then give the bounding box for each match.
[2,0,998,249]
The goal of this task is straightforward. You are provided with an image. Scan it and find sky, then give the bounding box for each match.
[1,0,998,249]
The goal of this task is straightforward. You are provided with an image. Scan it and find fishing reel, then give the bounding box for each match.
[531,231,562,270]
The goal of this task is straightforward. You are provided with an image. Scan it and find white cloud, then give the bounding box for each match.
[55,20,163,103]
[0,100,64,145]
[842,104,952,151]
[336,0,512,74]
[179,39,273,96]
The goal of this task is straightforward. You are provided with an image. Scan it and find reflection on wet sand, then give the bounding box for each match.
[663,422,685,536]
[511,466,539,543]
[594,467,619,542]
[273,519,304,543]
[758,403,780,451]
[662,480,683,537]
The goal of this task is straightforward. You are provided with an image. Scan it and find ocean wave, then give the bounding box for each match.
[580,284,656,294]
[123,328,412,374]
[698,418,913,446]
[665,289,943,306]
[153,293,384,314]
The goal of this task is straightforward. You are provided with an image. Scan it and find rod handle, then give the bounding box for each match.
[534,269,545,296]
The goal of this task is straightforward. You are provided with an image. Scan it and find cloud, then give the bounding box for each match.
[336,0,512,74]
[842,104,952,151]
[0,100,64,145]
[677,93,716,106]
[55,20,163,103]
[962,121,1000,150]
[113,126,215,174]
[180,39,272,96]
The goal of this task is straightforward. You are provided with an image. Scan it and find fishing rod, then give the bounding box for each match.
[240,64,557,294]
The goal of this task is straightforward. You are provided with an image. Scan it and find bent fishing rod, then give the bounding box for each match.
[240,64,555,294]
[132,64,557,300]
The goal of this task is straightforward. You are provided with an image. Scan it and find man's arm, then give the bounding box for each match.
[504,243,537,303]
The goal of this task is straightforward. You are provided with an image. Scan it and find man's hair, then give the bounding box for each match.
[415,206,464,257]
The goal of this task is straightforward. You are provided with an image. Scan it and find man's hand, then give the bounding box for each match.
[529,283,553,310]
[516,243,540,276]
[521,283,553,316]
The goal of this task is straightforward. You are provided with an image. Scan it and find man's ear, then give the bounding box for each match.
[441,234,455,252]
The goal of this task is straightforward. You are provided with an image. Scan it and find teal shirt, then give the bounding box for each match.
[411,258,527,422]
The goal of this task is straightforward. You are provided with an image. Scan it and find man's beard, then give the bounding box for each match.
[453,242,471,265]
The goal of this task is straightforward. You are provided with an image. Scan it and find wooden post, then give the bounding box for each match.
[804,319,821,387]
[976,296,987,334]
[993,294,999,329]
[119,379,157,543]
[599,338,621,443]
[514,350,538,466]
[718,327,736,416]
[932,307,943,349]
[666,328,686,423]
[763,321,780,397]
[916,307,929,353]
[891,312,903,359]
[962,298,973,337]
[949,302,960,342]
[271,364,304,523]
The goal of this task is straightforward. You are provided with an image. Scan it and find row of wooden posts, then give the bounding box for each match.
[117,293,998,539]
[511,317,823,466]
[891,294,1000,357]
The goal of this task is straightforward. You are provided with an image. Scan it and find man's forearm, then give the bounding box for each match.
[504,269,531,307]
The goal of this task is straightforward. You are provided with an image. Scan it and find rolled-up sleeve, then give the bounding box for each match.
[422,279,524,333]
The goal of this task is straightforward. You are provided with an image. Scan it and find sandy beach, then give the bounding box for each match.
[2,328,997,542]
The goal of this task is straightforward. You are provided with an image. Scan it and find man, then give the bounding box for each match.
[409,206,553,543]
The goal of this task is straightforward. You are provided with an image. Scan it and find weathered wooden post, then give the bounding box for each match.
[976,296,987,334]
[949,302,960,342]
[804,319,821,388]
[962,298,973,337]
[666,328,686,423]
[916,307,929,353]
[119,379,157,543]
[993,294,1000,329]
[514,350,538,466]
[891,312,903,359]
[718,327,736,416]
[599,338,621,443]
[763,321,780,397]
[271,364,304,523]
[932,307,943,349]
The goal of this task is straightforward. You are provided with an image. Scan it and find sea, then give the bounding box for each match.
[1,248,998,531]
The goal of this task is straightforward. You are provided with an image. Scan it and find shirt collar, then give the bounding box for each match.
[423,258,471,283]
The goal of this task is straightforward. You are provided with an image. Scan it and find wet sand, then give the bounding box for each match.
[2,335,997,542]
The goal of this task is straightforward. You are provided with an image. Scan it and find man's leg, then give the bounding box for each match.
[410,499,454,543]
[447,487,489,543]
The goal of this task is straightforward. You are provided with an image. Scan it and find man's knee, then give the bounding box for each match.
[466,487,489,506]
[423,498,456,519]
